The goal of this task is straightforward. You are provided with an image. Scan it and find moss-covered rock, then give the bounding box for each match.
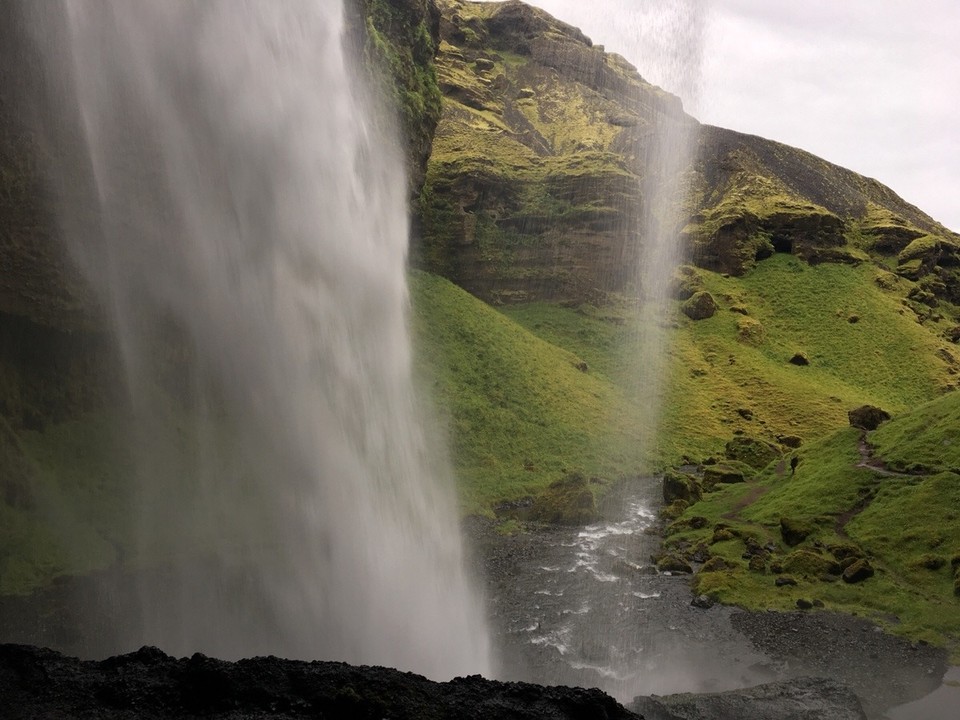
[681,291,718,321]
[702,464,747,486]
[847,405,891,431]
[529,471,597,525]
[841,558,875,584]
[662,471,701,505]
[699,556,731,573]
[781,549,840,578]
[656,554,693,574]
[780,516,815,547]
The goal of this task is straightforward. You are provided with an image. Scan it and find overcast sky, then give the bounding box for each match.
[477,0,960,231]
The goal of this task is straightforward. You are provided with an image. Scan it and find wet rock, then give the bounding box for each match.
[662,471,702,505]
[0,643,638,720]
[842,558,875,584]
[657,554,694,574]
[847,405,891,430]
[630,677,867,720]
[796,598,814,610]
[691,594,715,609]
[775,575,798,587]
[529,472,598,525]
[681,291,718,320]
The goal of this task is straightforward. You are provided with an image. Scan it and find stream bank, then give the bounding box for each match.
[471,477,949,719]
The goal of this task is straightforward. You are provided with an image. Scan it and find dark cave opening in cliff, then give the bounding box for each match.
[771,234,793,253]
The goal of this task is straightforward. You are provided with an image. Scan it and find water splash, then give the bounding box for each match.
[26,0,490,679]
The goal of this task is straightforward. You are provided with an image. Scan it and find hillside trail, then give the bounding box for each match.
[836,430,933,537]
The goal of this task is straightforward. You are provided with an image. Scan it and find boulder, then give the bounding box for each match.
[780,517,814,547]
[782,550,841,578]
[847,405,891,430]
[662,471,702,505]
[778,435,804,449]
[842,558,875,584]
[529,472,597,525]
[711,527,736,544]
[630,677,868,720]
[681,291,718,320]
[691,594,715,609]
[656,554,693,574]
[703,465,746,485]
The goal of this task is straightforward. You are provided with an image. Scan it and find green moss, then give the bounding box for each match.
[0,412,131,594]
[898,234,942,264]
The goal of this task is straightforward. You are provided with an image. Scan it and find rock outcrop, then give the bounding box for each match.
[0,643,640,720]
[631,677,867,720]
[420,1,960,304]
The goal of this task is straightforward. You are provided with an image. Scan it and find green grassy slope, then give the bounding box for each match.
[662,392,960,657]
[410,271,646,514]
[504,254,957,465]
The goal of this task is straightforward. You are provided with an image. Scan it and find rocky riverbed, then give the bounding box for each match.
[471,478,950,719]
[0,477,953,719]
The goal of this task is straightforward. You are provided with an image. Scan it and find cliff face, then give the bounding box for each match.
[419,0,688,303]
[421,0,959,305]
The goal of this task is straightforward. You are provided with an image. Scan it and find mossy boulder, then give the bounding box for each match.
[782,549,841,578]
[702,464,747,487]
[847,405,891,430]
[662,471,702,505]
[700,557,731,573]
[660,499,689,521]
[725,436,780,470]
[529,471,597,525]
[842,558,875,584]
[780,516,815,547]
[827,543,864,562]
[656,554,693,574]
[681,291,718,321]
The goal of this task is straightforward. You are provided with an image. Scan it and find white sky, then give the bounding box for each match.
[475,0,960,231]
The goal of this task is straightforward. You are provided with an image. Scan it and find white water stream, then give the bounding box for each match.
[27,0,490,679]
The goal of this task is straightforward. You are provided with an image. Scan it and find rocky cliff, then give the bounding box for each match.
[420,0,959,305]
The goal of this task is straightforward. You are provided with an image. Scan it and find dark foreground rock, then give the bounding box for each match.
[631,677,866,720]
[0,643,637,720]
[0,644,886,720]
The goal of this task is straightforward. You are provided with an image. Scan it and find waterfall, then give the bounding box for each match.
[26,0,490,679]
